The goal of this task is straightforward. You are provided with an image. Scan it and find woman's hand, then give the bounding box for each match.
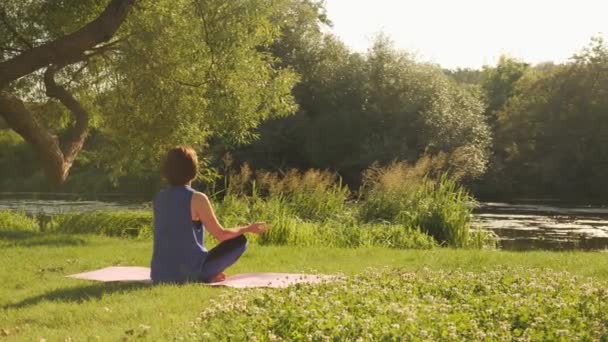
[247,222,270,234]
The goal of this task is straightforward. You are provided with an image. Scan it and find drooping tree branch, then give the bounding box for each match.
[0,0,136,89]
[44,65,89,166]
[0,0,136,185]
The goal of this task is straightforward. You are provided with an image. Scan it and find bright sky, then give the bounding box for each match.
[324,0,608,69]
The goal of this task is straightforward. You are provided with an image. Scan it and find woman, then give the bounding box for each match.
[150,146,268,284]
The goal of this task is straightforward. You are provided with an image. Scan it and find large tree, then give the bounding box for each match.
[239,35,491,182]
[493,37,608,199]
[0,0,297,185]
[0,0,136,184]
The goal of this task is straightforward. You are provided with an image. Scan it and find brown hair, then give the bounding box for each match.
[162,146,198,186]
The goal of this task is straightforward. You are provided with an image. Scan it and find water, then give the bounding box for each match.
[474,202,608,250]
[0,193,148,215]
[2,195,607,251]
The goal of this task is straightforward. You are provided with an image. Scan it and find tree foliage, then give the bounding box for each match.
[480,56,529,129]
[0,0,298,184]
[490,37,608,198]
[239,34,491,182]
[2,0,607,202]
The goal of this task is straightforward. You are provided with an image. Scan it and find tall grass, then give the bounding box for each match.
[0,161,496,249]
[255,217,437,249]
[0,210,37,231]
[359,161,493,248]
[49,211,153,239]
[0,207,437,249]
[216,194,436,249]
[226,166,350,221]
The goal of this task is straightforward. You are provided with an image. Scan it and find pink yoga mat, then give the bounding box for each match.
[67,266,152,284]
[67,267,335,288]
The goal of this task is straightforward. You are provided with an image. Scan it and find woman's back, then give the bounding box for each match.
[150,185,206,283]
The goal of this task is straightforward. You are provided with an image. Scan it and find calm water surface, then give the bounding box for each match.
[0,193,148,214]
[474,202,608,250]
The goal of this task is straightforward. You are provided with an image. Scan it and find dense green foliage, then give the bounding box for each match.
[198,268,608,340]
[1,0,299,183]
[487,38,608,199]
[1,0,607,202]
[1,232,608,340]
[238,35,491,183]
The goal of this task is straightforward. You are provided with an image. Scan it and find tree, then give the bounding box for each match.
[0,0,298,185]
[237,34,491,182]
[494,37,608,199]
[0,0,136,184]
[444,67,483,85]
[481,56,529,129]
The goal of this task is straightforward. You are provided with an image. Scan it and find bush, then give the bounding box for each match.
[359,162,490,248]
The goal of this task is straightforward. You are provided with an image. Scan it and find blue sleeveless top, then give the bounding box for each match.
[150,185,208,283]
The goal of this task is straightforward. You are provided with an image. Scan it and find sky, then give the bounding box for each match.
[323,0,608,69]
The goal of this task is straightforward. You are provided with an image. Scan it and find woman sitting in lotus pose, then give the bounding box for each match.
[151,146,268,284]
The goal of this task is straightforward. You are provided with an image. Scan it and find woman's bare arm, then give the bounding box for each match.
[191,192,267,241]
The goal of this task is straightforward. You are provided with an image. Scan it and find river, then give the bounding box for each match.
[474,202,608,250]
[1,195,607,251]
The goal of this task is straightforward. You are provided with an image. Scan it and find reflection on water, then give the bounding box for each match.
[474,202,608,251]
[0,193,148,215]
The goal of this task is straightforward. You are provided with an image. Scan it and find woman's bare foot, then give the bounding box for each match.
[209,272,226,283]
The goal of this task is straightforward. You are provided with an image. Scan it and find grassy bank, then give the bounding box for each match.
[0,164,496,250]
[1,232,607,340]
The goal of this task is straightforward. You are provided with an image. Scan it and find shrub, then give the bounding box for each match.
[359,162,489,248]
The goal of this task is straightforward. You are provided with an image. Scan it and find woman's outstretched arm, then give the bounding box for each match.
[191,192,268,241]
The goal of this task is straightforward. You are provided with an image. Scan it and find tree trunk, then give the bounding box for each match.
[44,65,89,170]
[0,0,136,185]
[0,91,69,184]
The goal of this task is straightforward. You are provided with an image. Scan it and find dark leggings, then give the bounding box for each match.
[200,235,247,282]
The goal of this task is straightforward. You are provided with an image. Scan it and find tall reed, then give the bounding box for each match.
[359,161,488,247]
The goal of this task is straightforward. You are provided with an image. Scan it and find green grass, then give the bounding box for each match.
[49,210,153,239]
[0,210,37,232]
[0,162,495,251]
[200,268,608,340]
[223,165,492,248]
[360,174,487,248]
[1,232,608,340]
[0,209,439,250]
